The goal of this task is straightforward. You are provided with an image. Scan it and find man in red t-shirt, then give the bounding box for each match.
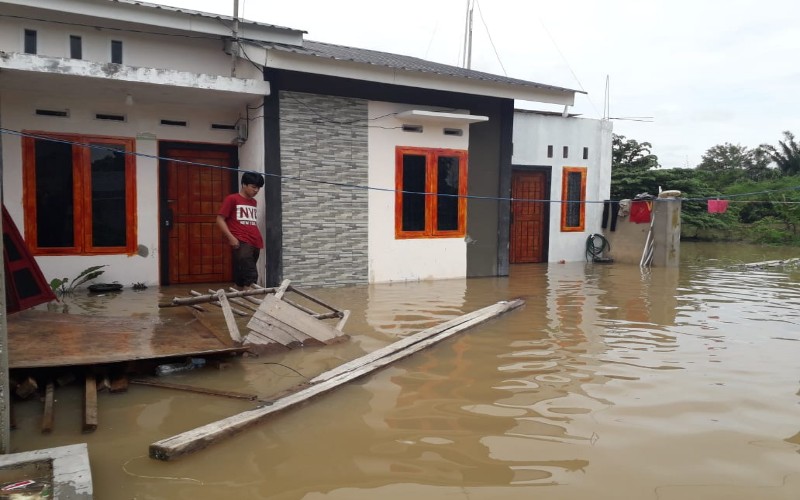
[216,172,265,288]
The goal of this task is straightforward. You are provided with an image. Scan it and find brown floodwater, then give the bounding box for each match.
[11,242,800,499]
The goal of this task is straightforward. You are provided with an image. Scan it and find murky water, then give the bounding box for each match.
[11,242,800,499]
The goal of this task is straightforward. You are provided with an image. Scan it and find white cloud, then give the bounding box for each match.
[160,0,800,169]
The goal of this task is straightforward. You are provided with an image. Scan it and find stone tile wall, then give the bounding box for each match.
[279,91,369,286]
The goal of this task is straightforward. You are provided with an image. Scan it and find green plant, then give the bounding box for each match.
[50,265,107,296]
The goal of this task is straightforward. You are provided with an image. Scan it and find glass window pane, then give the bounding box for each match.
[436,156,460,231]
[34,140,74,247]
[91,143,127,247]
[24,29,37,54]
[401,154,426,232]
[565,171,582,227]
[70,35,82,59]
[111,40,123,64]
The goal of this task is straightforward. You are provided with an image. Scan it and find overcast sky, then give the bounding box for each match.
[161,0,800,169]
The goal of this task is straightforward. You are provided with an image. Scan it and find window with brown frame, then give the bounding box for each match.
[22,132,137,255]
[560,166,586,232]
[395,147,467,239]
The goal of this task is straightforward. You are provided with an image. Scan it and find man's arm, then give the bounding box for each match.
[216,215,240,248]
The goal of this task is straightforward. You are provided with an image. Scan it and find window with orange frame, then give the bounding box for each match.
[395,147,467,239]
[22,132,137,255]
[560,166,586,232]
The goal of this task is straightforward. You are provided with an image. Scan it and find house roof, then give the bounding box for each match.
[109,0,304,35]
[259,39,584,97]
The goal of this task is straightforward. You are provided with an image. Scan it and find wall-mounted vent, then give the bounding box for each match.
[36,109,69,118]
[160,119,187,127]
[443,128,463,136]
[211,123,237,130]
[583,147,589,160]
[96,113,125,122]
[402,124,423,133]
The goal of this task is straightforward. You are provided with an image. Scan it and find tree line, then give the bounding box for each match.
[611,131,800,244]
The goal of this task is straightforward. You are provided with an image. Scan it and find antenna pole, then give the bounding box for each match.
[466,0,474,69]
[231,0,239,77]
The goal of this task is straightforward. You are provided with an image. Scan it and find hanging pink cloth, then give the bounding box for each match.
[629,200,652,223]
[708,199,729,214]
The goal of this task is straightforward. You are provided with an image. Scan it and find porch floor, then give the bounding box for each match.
[7,284,244,369]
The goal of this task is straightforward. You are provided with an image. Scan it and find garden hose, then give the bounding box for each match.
[586,233,611,262]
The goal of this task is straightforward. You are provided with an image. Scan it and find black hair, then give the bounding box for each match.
[240,171,265,188]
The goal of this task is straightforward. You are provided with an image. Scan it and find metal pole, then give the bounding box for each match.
[230,0,239,77]
[0,96,11,453]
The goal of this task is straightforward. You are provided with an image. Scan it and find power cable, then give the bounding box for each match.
[475,0,507,76]
[1,127,799,206]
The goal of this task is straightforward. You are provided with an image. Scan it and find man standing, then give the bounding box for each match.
[216,171,265,288]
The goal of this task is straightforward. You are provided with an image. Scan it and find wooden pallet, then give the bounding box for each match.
[159,280,349,351]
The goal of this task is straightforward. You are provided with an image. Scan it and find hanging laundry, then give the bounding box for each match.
[707,199,729,214]
[629,200,652,223]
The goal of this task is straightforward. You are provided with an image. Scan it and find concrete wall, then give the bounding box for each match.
[602,197,681,267]
[0,89,249,287]
[278,91,369,286]
[367,102,471,283]
[0,13,262,81]
[512,112,613,262]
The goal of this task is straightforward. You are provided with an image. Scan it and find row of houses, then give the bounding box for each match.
[0,0,612,288]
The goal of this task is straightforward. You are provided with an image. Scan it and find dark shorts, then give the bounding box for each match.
[233,242,260,287]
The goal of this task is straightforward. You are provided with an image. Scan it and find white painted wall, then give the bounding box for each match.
[0,88,262,287]
[0,15,262,81]
[512,112,613,262]
[367,101,472,283]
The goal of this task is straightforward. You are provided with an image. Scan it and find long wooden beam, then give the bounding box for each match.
[149,299,524,461]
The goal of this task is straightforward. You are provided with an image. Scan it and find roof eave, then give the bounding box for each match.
[264,50,577,106]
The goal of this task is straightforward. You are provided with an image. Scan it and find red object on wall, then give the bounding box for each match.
[3,205,57,313]
[629,200,652,223]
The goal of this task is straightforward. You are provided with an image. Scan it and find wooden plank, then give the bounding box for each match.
[159,287,277,308]
[243,330,280,346]
[246,315,304,347]
[41,381,54,434]
[208,290,249,316]
[190,308,234,347]
[274,279,290,300]
[249,303,312,344]
[130,379,258,401]
[149,299,524,461]
[83,375,97,433]
[335,310,350,331]
[227,295,259,313]
[258,295,342,343]
[216,290,242,344]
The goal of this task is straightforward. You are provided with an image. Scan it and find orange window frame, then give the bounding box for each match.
[560,166,587,232]
[22,131,138,255]
[395,147,468,239]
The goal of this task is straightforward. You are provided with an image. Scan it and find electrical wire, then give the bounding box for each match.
[1,127,798,206]
[475,0,507,76]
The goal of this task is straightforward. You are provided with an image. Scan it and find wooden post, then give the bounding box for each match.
[41,382,55,433]
[83,375,97,433]
[149,299,524,460]
[216,290,242,343]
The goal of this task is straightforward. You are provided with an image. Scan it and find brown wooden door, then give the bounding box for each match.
[510,171,546,263]
[162,147,235,284]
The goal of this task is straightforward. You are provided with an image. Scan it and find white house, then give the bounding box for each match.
[0,0,608,289]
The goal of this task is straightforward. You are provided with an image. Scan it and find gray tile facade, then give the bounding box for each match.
[279,91,369,286]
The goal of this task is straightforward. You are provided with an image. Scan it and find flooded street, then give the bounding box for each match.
[11,242,800,499]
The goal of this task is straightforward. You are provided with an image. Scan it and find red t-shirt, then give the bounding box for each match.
[218,193,264,248]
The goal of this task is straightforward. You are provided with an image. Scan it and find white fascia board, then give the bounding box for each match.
[265,51,576,106]
[1,0,303,45]
[0,52,270,95]
[395,110,488,125]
